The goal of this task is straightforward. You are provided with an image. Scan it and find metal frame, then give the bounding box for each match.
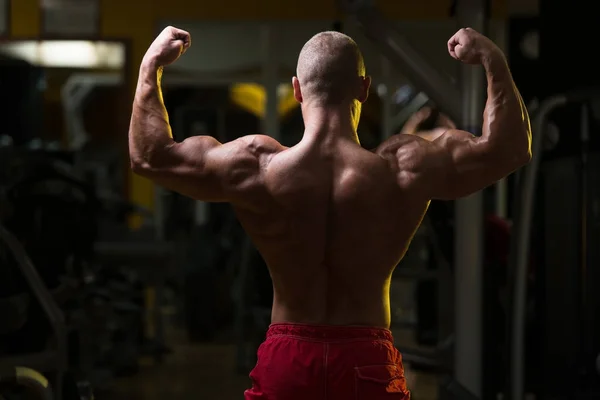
[61,72,124,150]
[507,95,567,400]
[40,0,101,39]
[390,92,430,132]
[0,0,9,38]
[93,240,176,362]
[492,20,509,218]
[338,0,462,123]
[508,89,600,399]
[163,72,262,87]
[379,56,394,139]
[261,23,281,141]
[453,0,487,397]
[0,224,67,400]
[0,367,53,400]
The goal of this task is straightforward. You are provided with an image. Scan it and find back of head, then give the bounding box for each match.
[296,31,366,106]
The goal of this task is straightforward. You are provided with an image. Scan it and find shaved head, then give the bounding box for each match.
[295,31,367,106]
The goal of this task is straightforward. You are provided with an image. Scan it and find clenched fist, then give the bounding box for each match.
[447,28,503,65]
[143,26,191,67]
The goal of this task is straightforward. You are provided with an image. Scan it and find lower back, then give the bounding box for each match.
[270,273,393,328]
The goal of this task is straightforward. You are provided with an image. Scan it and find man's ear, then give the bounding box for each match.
[358,76,371,103]
[292,76,303,103]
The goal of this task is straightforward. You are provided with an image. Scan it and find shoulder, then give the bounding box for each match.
[223,135,287,173]
[214,134,285,164]
[238,134,287,155]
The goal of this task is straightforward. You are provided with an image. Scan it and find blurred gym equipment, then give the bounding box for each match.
[0,367,53,400]
[507,90,600,400]
[337,0,461,124]
[0,57,45,146]
[0,143,174,397]
[0,223,67,400]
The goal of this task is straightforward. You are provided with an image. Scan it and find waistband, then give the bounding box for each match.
[266,323,394,343]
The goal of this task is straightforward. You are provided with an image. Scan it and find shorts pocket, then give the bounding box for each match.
[354,364,409,399]
[248,340,269,383]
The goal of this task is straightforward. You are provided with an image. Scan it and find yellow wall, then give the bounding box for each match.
[10,0,505,227]
[10,0,40,37]
[100,0,155,228]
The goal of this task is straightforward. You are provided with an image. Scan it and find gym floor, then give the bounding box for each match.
[105,327,439,400]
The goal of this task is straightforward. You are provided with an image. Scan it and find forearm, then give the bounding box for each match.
[481,52,532,162]
[128,61,174,170]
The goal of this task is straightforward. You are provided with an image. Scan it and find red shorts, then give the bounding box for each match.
[244,323,410,400]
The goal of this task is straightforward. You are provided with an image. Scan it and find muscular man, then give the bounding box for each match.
[129,26,531,400]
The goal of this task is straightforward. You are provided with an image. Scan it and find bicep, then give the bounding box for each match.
[403,130,510,200]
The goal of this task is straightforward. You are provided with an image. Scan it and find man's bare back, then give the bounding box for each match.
[233,135,429,328]
[129,26,531,399]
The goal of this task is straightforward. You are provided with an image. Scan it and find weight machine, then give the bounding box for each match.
[0,366,54,400]
[0,224,67,400]
[508,90,600,400]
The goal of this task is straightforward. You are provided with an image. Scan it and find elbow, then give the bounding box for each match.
[516,122,533,166]
[130,157,152,176]
[505,145,531,172]
[514,142,532,168]
[520,147,532,166]
[487,137,531,173]
[129,141,176,177]
[516,132,533,167]
[500,129,532,169]
[129,147,167,177]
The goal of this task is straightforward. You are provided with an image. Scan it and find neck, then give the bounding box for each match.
[301,101,361,143]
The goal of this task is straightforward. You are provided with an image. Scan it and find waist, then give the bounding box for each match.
[271,293,392,328]
[266,323,394,343]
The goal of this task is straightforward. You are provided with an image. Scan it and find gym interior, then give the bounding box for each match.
[0,0,598,399]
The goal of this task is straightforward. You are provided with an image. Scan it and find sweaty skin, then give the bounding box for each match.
[130,27,531,329]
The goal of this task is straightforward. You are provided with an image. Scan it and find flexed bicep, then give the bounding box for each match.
[399,129,519,200]
[391,28,532,199]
